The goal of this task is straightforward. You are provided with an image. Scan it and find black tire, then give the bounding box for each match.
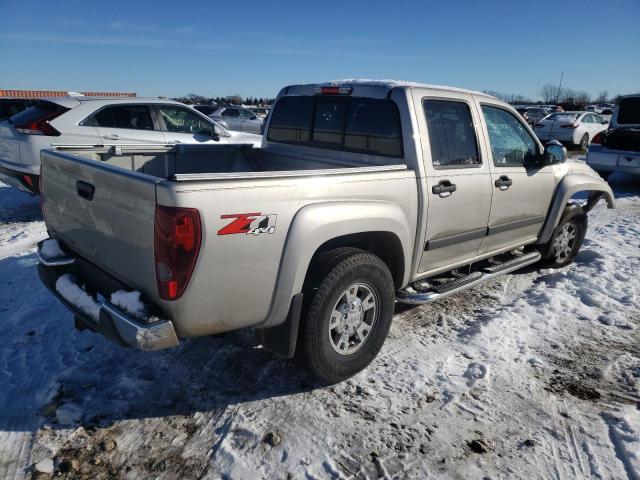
[579,133,589,150]
[595,170,612,181]
[297,248,395,384]
[539,205,588,268]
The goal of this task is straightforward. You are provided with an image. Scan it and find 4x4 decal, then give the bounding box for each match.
[218,213,277,236]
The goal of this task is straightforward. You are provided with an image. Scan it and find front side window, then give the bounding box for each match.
[87,105,154,130]
[423,99,480,168]
[239,108,254,118]
[158,106,213,134]
[481,105,538,167]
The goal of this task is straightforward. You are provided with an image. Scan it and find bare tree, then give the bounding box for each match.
[540,84,558,103]
[596,91,608,103]
[226,95,243,105]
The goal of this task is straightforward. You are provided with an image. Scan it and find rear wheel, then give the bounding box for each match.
[539,205,588,268]
[297,248,395,384]
[579,133,589,149]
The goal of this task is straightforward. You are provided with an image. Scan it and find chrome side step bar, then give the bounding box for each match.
[396,251,541,305]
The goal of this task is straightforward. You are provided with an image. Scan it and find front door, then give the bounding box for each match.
[478,103,556,255]
[417,94,493,274]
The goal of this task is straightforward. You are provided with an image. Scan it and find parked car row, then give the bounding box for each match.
[0,97,262,193]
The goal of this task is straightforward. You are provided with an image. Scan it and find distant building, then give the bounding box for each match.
[0,89,136,98]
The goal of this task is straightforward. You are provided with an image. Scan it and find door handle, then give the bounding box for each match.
[76,180,95,201]
[432,179,457,197]
[103,134,120,140]
[495,175,513,189]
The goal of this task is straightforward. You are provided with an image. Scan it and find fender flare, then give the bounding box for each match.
[260,200,413,328]
[537,173,615,244]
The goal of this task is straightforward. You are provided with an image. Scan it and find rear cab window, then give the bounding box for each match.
[267,95,403,158]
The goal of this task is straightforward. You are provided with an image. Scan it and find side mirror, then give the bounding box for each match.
[543,140,567,164]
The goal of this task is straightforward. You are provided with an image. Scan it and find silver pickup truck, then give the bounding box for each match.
[37,80,614,383]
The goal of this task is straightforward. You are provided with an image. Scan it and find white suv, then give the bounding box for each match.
[0,97,261,193]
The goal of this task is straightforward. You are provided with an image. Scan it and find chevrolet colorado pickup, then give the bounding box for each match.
[37,80,615,383]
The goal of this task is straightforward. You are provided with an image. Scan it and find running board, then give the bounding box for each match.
[396,251,541,305]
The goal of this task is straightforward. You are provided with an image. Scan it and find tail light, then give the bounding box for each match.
[591,132,603,145]
[154,206,202,300]
[14,110,64,136]
[560,123,578,129]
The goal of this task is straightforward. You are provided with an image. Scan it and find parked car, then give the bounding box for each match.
[0,98,261,193]
[587,94,640,179]
[520,107,547,126]
[209,106,263,134]
[599,108,614,123]
[37,80,613,383]
[192,104,218,116]
[534,111,608,148]
[0,98,34,121]
[247,106,270,119]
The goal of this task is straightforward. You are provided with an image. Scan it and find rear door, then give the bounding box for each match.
[40,149,160,296]
[477,101,556,254]
[415,91,493,274]
[85,104,167,144]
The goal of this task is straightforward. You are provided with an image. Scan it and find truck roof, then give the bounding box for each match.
[283,79,495,99]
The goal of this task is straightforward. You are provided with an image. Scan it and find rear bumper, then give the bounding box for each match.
[587,146,640,176]
[37,241,179,351]
[535,130,577,144]
[0,160,39,193]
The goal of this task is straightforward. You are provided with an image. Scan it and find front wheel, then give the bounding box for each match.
[297,248,395,384]
[539,205,588,268]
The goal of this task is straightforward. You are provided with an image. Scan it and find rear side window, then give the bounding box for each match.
[86,105,154,130]
[9,101,67,125]
[617,97,640,124]
[221,109,240,117]
[423,99,480,168]
[267,96,403,158]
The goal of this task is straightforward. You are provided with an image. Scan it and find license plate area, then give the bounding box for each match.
[618,155,640,167]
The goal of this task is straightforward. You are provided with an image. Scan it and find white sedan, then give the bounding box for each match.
[534,111,609,149]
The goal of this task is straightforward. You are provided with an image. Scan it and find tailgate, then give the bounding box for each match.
[40,149,161,299]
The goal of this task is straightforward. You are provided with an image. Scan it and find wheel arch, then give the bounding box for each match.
[260,200,413,328]
[537,173,615,244]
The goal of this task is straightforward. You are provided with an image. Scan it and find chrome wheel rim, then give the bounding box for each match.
[552,222,577,262]
[329,283,378,355]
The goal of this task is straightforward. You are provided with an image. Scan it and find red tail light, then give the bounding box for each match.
[560,123,578,129]
[14,110,63,136]
[591,132,603,145]
[154,206,202,300]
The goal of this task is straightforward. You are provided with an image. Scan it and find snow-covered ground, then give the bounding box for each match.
[0,166,638,480]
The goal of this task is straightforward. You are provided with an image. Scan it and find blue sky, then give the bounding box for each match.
[1,0,639,100]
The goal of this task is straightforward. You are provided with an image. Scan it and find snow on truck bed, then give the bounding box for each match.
[0,168,639,479]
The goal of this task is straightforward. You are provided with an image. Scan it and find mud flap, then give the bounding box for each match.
[257,293,303,359]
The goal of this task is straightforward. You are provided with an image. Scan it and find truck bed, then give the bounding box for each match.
[54,143,403,180]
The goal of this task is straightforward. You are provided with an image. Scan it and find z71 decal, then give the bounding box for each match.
[218,213,278,236]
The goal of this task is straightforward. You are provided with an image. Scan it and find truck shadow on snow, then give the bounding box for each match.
[0,252,322,433]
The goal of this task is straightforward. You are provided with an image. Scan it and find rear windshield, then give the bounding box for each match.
[9,101,66,125]
[617,97,640,124]
[0,99,33,120]
[267,96,403,158]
